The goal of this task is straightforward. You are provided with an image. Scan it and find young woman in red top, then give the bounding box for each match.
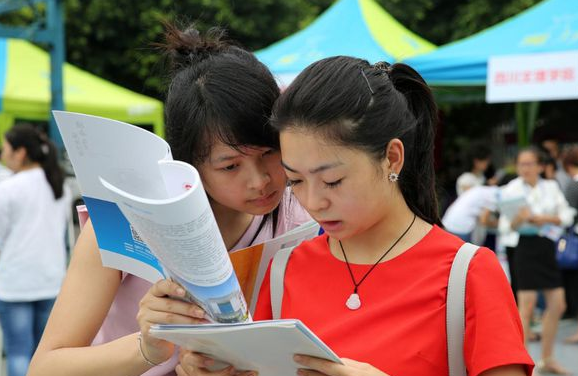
[177,57,534,376]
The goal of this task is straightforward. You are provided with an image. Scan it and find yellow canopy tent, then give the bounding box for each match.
[0,38,164,139]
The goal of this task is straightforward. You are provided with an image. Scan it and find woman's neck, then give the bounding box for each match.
[210,200,255,251]
[329,204,432,265]
[568,167,578,180]
[15,162,41,173]
[524,177,539,187]
[472,168,484,176]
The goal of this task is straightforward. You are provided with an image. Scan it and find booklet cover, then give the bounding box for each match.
[54,111,319,321]
[149,319,342,376]
[229,220,319,313]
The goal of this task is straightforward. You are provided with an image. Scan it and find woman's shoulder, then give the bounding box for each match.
[0,171,26,197]
[420,225,464,250]
[0,168,43,189]
[421,226,496,262]
[501,176,522,189]
[540,178,563,191]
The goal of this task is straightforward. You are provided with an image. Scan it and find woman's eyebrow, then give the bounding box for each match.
[212,154,239,163]
[281,161,343,174]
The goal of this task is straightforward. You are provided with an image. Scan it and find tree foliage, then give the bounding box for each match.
[1,0,542,99]
[62,0,335,98]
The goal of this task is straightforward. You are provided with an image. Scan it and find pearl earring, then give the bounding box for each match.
[388,172,399,183]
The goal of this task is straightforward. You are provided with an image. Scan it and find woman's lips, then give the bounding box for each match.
[318,220,343,232]
[250,191,277,207]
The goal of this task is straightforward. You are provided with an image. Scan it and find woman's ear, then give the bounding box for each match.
[382,138,404,174]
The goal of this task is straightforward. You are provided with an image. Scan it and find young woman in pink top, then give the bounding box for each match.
[27,23,309,376]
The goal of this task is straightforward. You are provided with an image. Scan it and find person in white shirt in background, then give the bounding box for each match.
[0,124,71,376]
[442,183,498,244]
[455,142,492,196]
[499,146,575,375]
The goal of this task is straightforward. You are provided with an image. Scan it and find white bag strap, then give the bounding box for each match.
[270,247,295,320]
[447,242,479,376]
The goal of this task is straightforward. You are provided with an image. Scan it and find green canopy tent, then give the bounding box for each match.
[0,38,164,139]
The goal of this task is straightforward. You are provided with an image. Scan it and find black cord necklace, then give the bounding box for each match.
[339,214,417,310]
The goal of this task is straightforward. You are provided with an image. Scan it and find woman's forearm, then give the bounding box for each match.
[28,332,154,376]
[530,214,561,226]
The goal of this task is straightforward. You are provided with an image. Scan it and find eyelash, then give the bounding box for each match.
[287,179,301,187]
[287,179,342,189]
[222,164,239,171]
[325,179,342,188]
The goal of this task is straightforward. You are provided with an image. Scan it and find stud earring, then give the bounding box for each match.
[388,172,399,183]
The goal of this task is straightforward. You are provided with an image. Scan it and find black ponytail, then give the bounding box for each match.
[4,124,65,199]
[272,56,441,225]
[388,64,440,225]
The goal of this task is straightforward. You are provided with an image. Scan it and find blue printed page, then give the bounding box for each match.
[54,111,170,282]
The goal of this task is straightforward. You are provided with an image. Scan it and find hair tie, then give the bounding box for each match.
[41,144,49,155]
[374,61,392,77]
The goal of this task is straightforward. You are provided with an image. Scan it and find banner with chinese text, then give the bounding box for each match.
[486,51,578,103]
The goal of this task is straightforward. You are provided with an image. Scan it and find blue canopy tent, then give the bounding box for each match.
[404,0,578,87]
[255,0,436,88]
[403,0,578,145]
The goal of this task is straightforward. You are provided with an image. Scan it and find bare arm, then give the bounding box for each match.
[479,209,498,228]
[28,219,154,376]
[528,214,562,227]
[510,207,532,230]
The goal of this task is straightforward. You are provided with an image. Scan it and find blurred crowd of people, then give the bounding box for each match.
[442,138,578,374]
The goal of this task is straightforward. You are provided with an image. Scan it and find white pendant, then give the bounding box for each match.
[346,293,361,310]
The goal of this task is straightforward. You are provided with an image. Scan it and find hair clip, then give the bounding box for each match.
[360,68,375,95]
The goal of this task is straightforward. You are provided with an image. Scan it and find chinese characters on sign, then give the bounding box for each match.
[486,51,578,103]
[493,67,575,85]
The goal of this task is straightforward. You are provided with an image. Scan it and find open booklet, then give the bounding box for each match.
[497,195,528,219]
[53,111,319,321]
[149,319,342,376]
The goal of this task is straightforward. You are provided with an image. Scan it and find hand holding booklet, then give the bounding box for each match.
[54,111,319,322]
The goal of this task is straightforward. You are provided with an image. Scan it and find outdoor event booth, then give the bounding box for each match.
[0,37,164,139]
[404,0,578,87]
[255,0,436,88]
[403,0,578,144]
